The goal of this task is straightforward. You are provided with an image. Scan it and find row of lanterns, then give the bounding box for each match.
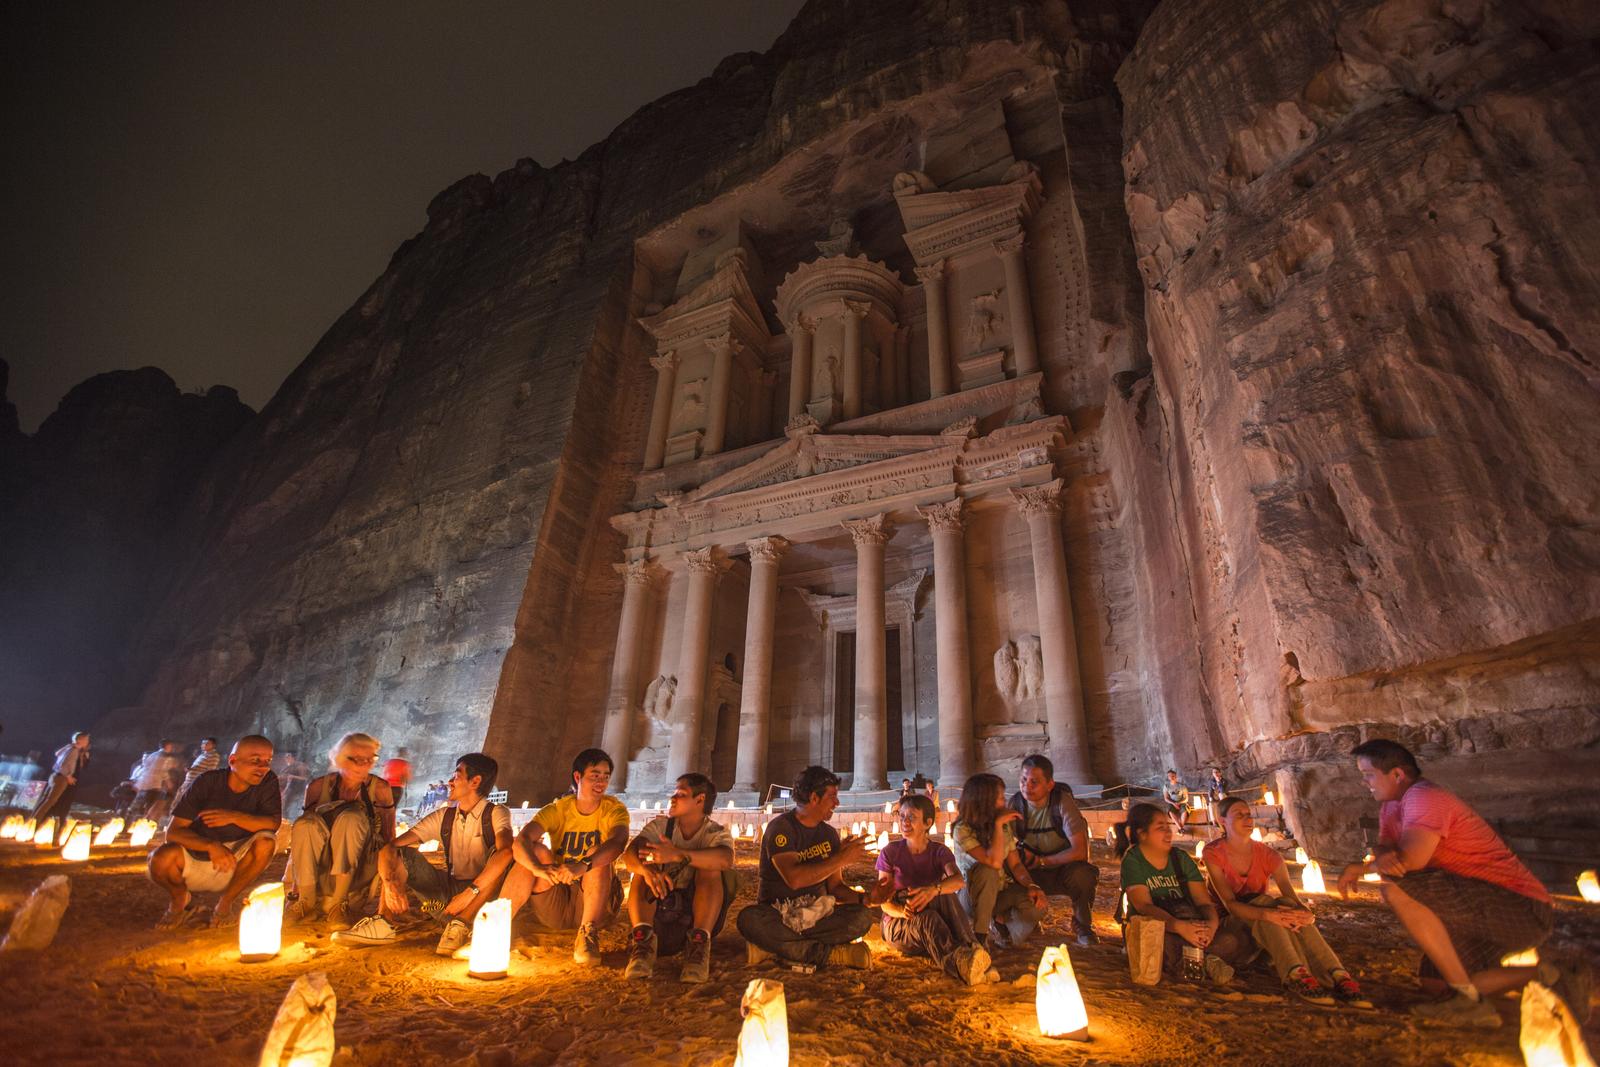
[0,814,158,855]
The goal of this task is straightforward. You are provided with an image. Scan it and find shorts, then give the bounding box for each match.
[1394,868,1553,976]
[524,874,623,931]
[399,849,466,910]
[180,830,276,893]
[636,869,737,955]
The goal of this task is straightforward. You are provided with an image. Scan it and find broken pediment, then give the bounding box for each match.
[638,244,772,353]
[685,431,958,504]
[895,162,1043,265]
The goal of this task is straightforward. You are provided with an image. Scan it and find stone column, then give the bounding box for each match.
[843,514,892,791]
[841,300,868,421]
[917,499,974,790]
[995,235,1039,377]
[704,333,737,455]
[600,557,657,791]
[666,547,726,780]
[916,263,951,398]
[786,315,814,422]
[1012,480,1091,782]
[732,536,788,795]
[643,350,678,470]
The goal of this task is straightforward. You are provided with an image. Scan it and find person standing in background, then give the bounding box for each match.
[382,747,413,804]
[33,731,90,834]
[179,737,221,800]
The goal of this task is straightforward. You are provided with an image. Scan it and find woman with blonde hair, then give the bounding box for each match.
[287,732,396,927]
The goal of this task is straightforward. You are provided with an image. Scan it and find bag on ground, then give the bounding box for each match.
[0,875,70,952]
[1125,914,1166,986]
[259,972,337,1067]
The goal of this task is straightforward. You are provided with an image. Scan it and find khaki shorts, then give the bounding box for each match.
[180,830,276,893]
[524,875,623,931]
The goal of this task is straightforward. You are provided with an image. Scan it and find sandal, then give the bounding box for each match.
[156,898,204,930]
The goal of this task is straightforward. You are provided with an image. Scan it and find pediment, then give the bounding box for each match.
[685,431,956,504]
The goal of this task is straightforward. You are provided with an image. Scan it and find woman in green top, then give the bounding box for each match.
[1119,803,1247,985]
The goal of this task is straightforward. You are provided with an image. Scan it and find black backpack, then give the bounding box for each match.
[1008,784,1076,849]
[438,801,499,881]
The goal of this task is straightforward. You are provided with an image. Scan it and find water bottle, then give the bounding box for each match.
[1181,943,1204,981]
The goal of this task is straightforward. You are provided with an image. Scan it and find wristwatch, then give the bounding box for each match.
[466,883,481,896]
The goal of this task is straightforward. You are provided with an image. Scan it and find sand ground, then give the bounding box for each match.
[1,839,1596,1066]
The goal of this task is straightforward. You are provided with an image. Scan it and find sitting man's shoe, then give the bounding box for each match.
[286,898,319,926]
[1286,969,1336,1006]
[1074,926,1097,948]
[828,942,872,970]
[954,943,991,987]
[625,925,657,980]
[333,915,398,947]
[746,941,774,966]
[573,921,602,965]
[323,900,351,931]
[1203,954,1235,986]
[680,928,711,984]
[435,918,471,957]
[1330,974,1374,1010]
[1409,991,1502,1029]
[986,922,1012,951]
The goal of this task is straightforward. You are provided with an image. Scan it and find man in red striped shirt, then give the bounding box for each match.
[1338,739,1589,1028]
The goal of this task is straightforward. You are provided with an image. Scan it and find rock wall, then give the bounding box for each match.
[1113,0,1600,862]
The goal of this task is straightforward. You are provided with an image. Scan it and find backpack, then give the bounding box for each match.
[438,800,499,882]
[1009,784,1077,850]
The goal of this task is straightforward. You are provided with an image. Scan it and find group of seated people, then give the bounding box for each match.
[141,733,1590,1026]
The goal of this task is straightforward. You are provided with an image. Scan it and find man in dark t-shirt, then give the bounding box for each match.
[737,764,875,970]
[147,734,282,929]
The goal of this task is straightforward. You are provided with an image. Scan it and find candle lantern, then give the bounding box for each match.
[883,801,892,815]
[1190,795,1205,811]
[467,898,512,980]
[60,818,78,841]
[418,839,440,853]
[60,823,91,861]
[1263,789,1276,806]
[1294,847,1309,866]
[32,818,57,847]
[727,799,736,809]
[1036,944,1090,1040]
[94,818,125,846]
[1300,860,1326,895]
[872,831,889,853]
[15,818,36,843]
[868,821,877,837]
[1519,980,1596,1067]
[764,803,773,815]
[1501,947,1539,967]
[127,820,157,847]
[745,824,756,840]
[0,815,18,839]
[1249,827,1263,842]
[240,881,285,962]
[732,978,788,1067]
[850,822,861,837]
[1578,869,1600,903]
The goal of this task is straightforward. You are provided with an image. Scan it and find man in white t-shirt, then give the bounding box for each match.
[338,753,513,956]
[621,772,736,983]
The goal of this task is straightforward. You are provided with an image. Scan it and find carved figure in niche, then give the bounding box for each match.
[678,379,707,425]
[821,345,841,393]
[994,643,1020,705]
[993,636,1043,719]
[965,289,1006,352]
[1017,635,1043,700]
[635,674,676,755]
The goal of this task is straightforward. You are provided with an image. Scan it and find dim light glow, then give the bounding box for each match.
[946,800,956,813]
[14,818,36,842]
[127,820,157,848]
[1501,947,1539,967]
[60,823,91,861]
[850,822,861,837]
[868,822,877,836]
[467,898,512,980]
[732,978,788,1067]
[94,818,125,846]
[1190,795,1205,811]
[764,804,773,815]
[0,815,20,839]
[883,801,892,814]
[1300,860,1326,895]
[870,831,889,853]
[1294,847,1309,866]
[418,839,439,853]
[1263,790,1276,806]
[1578,870,1600,903]
[240,882,285,961]
[32,818,56,847]
[727,799,736,808]
[1249,827,1263,842]
[1519,980,1596,1067]
[1036,944,1090,1040]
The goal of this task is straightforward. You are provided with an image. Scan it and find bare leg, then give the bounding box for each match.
[497,863,557,919]
[690,867,724,932]
[147,843,191,922]
[628,878,660,927]
[580,863,615,925]
[213,837,275,924]
[375,844,408,919]
[1382,881,1471,986]
[1473,965,1540,996]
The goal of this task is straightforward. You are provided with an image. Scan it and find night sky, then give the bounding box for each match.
[2,1,805,432]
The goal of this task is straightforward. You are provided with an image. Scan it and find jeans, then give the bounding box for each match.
[736,900,875,967]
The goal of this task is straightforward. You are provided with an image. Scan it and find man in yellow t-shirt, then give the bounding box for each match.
[498,748,630,963]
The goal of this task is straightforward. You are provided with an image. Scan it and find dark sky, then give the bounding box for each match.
[2,1,805,432]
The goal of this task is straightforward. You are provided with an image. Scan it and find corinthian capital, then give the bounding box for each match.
[785,312,815,336]
[916,498,966,534]
[842,513,894,547]
[1010,479,1064,518]
[745,536,790,566]
[649,350,679,373]
[616,557,660,586]
[683,546,728,576]
[913,262,946,285]
[705,332,738,357]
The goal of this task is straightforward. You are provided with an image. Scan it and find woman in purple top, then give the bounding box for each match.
[868,794,994,985]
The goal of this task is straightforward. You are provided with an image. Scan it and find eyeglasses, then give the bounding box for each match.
[344,755,377,766]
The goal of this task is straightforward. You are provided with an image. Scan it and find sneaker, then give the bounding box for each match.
[625,926,657,980]
[1409,991,1502,1029]
[1286,969,1336,1006]
[746,941,774,966]
[1074,927,1097,949]
[1203,954,1235,986]
[1330,975,1374,1010]
[954,944,992,987]
[986,922,1012,952]
[681,929,711,984]
[435,918,470,957]
[286,898,319,926]
[573,921,602,965]
[333,915,397,946]
[828,942,872,970]
[323,900,352,931]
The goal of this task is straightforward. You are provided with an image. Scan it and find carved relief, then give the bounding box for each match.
[842,513,893,546]
[679,378,708,423]
[993,635,1043,719]
[917,497,966,533]
[965,289,1006,352]
[637,674,676,754]
[1011,479,1065,518]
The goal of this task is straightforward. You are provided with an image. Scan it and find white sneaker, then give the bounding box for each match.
[333,915,398,946]
[435,918,470,957]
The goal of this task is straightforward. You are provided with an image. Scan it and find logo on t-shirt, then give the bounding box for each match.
[772,833,788,848]
[560,829,601,860]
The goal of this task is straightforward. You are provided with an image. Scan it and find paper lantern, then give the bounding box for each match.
[732,978,788,1067]
[1249,827,1263,842]
[467,898,512,980]
[1036,944,1090,1040]
[727,799,736,808]
[127,820,157,847]
[240,881,285,962]
[764,803,773,815]
[32,818,56,847]
[60,818,78,840]
[1520,980,1597,1067]
[850,821,861,837]
[946,800,956,813]
[14,818,35,842]
[418,839,440,853]
[1294,846,1309,866]
[883,801,893,814]
[258,972,336,1067]
[0,815,18,839]
[745,824,755,839]
[1363,871,1381,883]
[1501,947,1540,967]
[868,821,877,836]
[60,823,91,861]
[1263,790,1276,806]
[94,818,125,846]
[1578,870,1600,903]
[1300,860,1326,895]
[1190,795,1205,811]
[872,831,889,853]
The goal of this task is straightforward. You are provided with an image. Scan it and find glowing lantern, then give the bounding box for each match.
[467,898,512,980]
[60,818,78,840]
[1578,870,1600,903]
[1294,847,1309,866]
[745,824,755,839]
[868,821,877,836]
[15,818,36,842]
[872,831,889,853]
[95,818,125,846]
[732,977,788,1067]
[32,818,57,847]
[128,820,157,847]
[60,823,91,861]
[764,803,773,815]
[850,822,861,837]
[240,881,285,962]
[1501,947,1540,967]
[1190,795,1205,811]
[418,839,439,853]
[883,801,893,815]
[946,800,956,813]
[1300,860,1326,895]
[0,815,18,839]
[727,799,736,809]
[1263,790,1276,806]
[1520,979,1596,1067]
[1249,827,1263,842]
[1036,944,1090,1040]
